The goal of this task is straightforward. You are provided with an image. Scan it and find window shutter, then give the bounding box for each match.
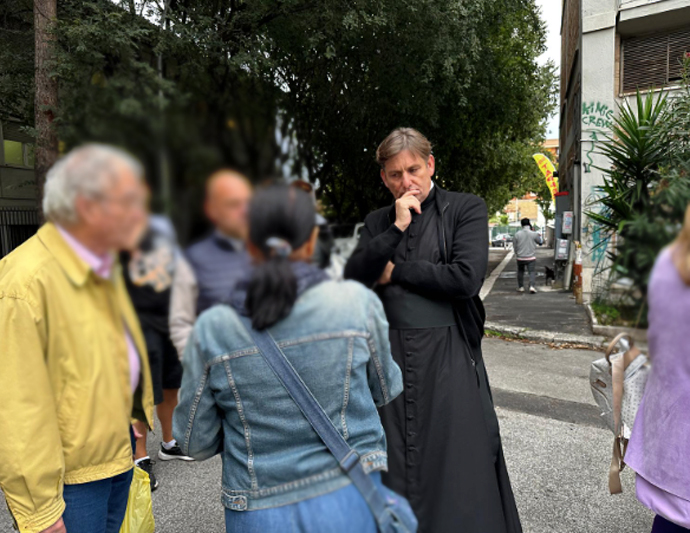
[668,28,690,82]
[622,28,690,93]
[2,121,34,144]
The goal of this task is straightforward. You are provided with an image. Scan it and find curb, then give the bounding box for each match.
[584,303,649,345]
[480,250,514,300]
[485,321,607,350]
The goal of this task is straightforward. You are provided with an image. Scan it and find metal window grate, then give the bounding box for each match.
[0,207,39,258]
[622,28,690,93]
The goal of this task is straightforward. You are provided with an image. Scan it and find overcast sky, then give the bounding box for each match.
[535,0,561,139]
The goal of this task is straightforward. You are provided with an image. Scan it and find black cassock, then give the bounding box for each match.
[345,186,522,533]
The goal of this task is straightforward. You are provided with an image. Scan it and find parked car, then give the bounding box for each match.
[491,233,513,248]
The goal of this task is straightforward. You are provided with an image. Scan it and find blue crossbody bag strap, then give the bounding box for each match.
[239,317,393,530]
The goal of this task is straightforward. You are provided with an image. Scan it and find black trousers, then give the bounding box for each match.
[652,516,690,533]
[517,259,536,288]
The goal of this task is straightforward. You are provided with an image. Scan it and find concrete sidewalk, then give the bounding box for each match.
[486,248,510,276]
[482,247,605,348]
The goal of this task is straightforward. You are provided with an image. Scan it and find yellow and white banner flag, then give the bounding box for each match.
[533,153,559,200]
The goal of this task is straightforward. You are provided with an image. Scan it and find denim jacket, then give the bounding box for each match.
[173,279,403,511]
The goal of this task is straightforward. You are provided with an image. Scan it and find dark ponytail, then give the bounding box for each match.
[245,184,316,330]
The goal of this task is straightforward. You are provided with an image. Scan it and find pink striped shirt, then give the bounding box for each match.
[56,226,141,392]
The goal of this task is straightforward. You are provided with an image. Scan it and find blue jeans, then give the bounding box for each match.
[62,468,133,533]
[62,428,135,533]
[224,472,382,533]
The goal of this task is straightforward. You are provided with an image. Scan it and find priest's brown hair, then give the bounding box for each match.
[376,128,432,168]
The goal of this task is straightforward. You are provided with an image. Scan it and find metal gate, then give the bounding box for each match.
[0,207,40,258]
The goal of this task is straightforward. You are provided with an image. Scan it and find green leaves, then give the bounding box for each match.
[3,0,555,229]
[587,91,668,236]
[590,77,690,304]
[0,1,35,125]
[271,0,555,220]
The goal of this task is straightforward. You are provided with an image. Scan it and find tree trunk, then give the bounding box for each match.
[34,0,58,221]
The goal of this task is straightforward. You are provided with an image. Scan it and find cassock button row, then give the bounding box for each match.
[406,352,413,357]
[406,383,413,389]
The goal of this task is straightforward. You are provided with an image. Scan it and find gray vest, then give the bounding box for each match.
[185,234,251,316]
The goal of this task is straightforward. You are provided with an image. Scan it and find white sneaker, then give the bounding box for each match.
[530,286,538,294]
[517,287,525,293]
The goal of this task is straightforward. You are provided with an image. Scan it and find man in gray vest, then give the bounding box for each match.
[512,217,544,294]
[169,170,252,356]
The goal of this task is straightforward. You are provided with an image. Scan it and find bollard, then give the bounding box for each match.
[573,241,583,304]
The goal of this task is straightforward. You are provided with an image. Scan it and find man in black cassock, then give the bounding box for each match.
[345,128,522,533]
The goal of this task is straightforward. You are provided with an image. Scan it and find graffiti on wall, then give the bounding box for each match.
[581,101,614,173]
[583,186,611,276]
[582,101,614,129]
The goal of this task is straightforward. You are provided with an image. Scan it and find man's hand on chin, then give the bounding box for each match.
[378,261,396,285]
[394,190,422,232]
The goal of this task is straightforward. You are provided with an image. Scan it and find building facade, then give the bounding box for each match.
[0,120,39,257]
[559,0,690,296]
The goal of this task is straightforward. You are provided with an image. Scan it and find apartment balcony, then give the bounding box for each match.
[618,0,690,35]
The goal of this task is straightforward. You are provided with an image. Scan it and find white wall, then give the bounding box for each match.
[579,0,618,296]
[620,0,690,18]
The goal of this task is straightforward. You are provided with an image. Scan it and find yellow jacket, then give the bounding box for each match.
[0,223,154,533]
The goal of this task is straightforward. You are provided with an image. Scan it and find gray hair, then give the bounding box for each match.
[42,143,143,224]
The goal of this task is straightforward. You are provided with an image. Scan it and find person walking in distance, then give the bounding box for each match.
[345,128,522,533]
[173,184,407,532]
[121,208,193,492]
[169,170,252,356]
[0,145,154,533]
[625,204,690,533]
[512,217,543,294]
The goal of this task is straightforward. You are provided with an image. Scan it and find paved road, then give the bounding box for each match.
[1,337,654,533]
[483,247,593,336]
[484,338,653,533]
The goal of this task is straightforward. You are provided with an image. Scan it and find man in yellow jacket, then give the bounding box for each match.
[0,144,154,533]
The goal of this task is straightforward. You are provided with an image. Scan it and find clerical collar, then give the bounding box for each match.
[420,182,437,210]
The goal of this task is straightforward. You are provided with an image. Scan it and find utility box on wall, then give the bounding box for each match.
[562,211,574,235]
[555,239,570,261]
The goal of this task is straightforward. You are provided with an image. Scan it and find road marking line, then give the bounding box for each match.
[480,250,514,301]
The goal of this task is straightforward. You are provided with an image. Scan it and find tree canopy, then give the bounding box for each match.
[0,0,556,235]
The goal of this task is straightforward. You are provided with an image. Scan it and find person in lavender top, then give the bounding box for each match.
[626,204,690,533]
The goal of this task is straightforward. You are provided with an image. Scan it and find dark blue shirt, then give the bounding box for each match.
[185,233,251,316]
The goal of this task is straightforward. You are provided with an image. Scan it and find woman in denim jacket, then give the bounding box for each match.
[173,184,403,532]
